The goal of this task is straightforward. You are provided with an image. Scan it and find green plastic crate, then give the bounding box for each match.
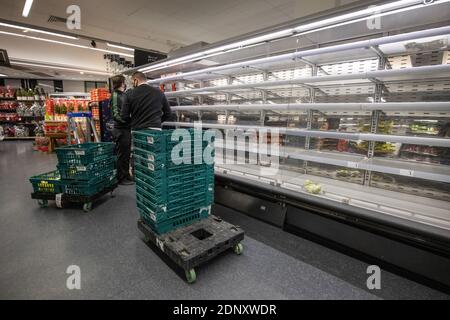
[138,204,211,234]
[136,183,213,215]
[30,171,63,194]
[58,157,116,180]
[135,170,214,199]
[56,143,114,165]
[134,154,212,177]
[132,129,214,154]
[133,146,212,170]
[63,170,117,196]
[136,193,212,223]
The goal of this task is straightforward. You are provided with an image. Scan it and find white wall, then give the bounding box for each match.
[62,80,86,93]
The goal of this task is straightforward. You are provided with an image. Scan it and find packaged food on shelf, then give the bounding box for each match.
[0,87,16,98]
[90,88,110,102]
[0,101,17,112]
[14,125,30,138]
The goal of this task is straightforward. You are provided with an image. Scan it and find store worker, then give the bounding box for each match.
[121,72,173,131]
[110,75,134,186]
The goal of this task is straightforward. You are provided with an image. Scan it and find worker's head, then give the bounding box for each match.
[111,75,126,92]
[131,72,147,88]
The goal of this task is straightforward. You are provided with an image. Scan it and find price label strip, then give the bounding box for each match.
[55,193,64,208]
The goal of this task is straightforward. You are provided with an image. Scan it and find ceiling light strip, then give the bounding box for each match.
[0,22,78,40]
[106,43,135,52]
[0,30,134,58]
[22,0,34,18]
[11,61,112,76]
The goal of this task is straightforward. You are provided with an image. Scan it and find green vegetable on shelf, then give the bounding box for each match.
[304,180,323,194]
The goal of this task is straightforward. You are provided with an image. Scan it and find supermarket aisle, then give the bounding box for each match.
[0,141,448,300]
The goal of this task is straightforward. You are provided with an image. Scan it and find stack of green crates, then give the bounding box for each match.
[55,143,117,196]
[133,129,215,234]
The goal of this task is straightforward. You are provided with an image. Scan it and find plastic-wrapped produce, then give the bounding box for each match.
[16,103,33,117]
[34,121,45,137]
[30,102,45,117]
[14,125,29,138]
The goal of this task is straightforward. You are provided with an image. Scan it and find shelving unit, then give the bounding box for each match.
[0,89,46,140]
[132,5,450,233]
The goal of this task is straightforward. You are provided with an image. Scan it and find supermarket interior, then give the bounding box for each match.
[0,0,450,301]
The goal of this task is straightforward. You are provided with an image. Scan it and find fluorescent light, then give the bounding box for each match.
[11,61,112,76]
[0,73,7,77]
[294,0,422,33]
[295,0,450,37]
[139,29,293,73]
[22,0,34,17]
[107,43,135,52]
[0,22,78,40]
[0,30,134,58]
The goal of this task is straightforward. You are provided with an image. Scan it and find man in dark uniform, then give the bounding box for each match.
[121,72,173,130]
[110,75,134,185]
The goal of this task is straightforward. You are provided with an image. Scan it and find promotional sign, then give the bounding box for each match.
[134,49,167,67]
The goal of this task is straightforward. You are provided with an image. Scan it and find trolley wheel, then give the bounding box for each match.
[233,243,244,255]
[185,269,197,284]
[144,235,150,243]
[38,199,48,208]
[83,202,93,212]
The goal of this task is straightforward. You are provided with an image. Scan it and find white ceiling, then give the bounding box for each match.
[0,0,359,80]
[0,0,359,52]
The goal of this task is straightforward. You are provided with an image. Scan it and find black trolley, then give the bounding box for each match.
[138,215,245,283]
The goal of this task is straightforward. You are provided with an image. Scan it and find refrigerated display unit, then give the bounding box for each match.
[130,0,450,291]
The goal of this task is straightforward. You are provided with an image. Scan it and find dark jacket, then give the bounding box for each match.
[110,90,130,130]
[121,84,173,130]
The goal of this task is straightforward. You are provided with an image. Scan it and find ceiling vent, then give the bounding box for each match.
[48,15,67,24]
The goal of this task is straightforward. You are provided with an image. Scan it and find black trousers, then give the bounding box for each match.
[112,128,131,182]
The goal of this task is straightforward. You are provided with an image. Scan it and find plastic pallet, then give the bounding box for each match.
[56,143,114,165]
[57,157,116,181]
[137,215,245,283]
[30,170,63,194]
[138,205,212,234]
